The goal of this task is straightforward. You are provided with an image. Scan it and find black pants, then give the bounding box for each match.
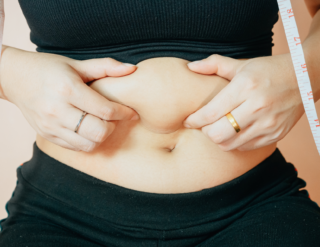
[1,143,320,247]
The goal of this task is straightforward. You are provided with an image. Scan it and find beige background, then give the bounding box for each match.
[1,0,320,220]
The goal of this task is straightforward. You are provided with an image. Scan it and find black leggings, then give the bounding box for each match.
[1,143,320,247]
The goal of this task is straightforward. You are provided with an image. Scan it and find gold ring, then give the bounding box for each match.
[225,112,241,133]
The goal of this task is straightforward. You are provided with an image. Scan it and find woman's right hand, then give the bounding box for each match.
[0,46,139,152]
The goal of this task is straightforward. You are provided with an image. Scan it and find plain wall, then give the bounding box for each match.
[1,0,320,220]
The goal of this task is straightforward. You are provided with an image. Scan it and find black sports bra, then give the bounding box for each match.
[18,0,279,64]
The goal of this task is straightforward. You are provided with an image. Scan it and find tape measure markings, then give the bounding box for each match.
[277,0,320,154]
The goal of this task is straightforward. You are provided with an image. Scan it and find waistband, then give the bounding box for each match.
[20,142,302,230]
[36,38,272,64]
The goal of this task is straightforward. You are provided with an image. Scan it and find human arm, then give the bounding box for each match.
[182,2,320,151]
[0,45,11,98]
[0,45,139,152]
[0,0,4,98]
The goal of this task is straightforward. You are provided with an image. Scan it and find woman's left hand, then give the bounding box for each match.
[183,54,305,151]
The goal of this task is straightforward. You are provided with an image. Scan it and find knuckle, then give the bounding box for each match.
[100,57,115,67]
[62,142,81,151]
[252,142,261,150]
[238,134,249,144]
[43,103,59,117]
[103,57,113,63]
[208,54,221,62]
[252,98,271,114]
[41,132,53,140]
[56,81,73,97]
[219,144,231,152]
[67,146,79,151]
[263,78,272,88]
[210,133,223,144]
[40,120,52,132]
[237,146,247,151]
[235,72,247,81]
[92,127,108,143]
[203,112,216,123]
[261,97,272,107]
[245,77,258,91]
[270,129,282,141]
[250,143,258,150]
[81,142,96,152]
[101,106,115,120]
[264,117,277,129]
[235,73,250,88]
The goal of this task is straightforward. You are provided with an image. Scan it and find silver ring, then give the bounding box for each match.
[74,111,87,133]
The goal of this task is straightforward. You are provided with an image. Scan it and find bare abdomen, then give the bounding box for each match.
[36,57,277,193]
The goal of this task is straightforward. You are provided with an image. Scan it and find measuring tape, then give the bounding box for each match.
[277,0,320,155]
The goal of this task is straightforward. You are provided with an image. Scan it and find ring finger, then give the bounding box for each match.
[201,99,255,144]
[62,106,116,144]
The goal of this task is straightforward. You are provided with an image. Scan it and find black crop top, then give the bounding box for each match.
[18,0,279,64]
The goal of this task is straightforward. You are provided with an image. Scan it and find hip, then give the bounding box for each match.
[2,145,319,247]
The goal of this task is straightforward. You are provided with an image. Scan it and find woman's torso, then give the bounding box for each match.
[37,57,277,193]
[19,0,279,193]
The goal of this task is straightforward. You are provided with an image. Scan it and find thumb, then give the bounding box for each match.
[70,58,137,83]
[187,54,244,81]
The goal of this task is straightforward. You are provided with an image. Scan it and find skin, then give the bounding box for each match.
[183,1,320,152]
[0,0,319,154]
[0,47,139,152]
[89,57,231,134]
[35,57,277,193]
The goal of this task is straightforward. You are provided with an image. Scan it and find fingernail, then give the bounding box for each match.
[123,63,135,67]
[187,60,201,66]
[130,114,140,120]
[184,123,191,128]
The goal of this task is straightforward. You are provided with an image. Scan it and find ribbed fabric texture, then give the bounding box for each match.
[18,0,279,64]
[1,143,320,247]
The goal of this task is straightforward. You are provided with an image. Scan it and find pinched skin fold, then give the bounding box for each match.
[36,57,276,193]
[90,57,229,134]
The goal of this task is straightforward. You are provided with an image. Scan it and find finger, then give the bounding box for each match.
[70,57,137,83]
[201,100,256,144]
[48,136,81,151]
[38,130,81,151]
[187,54,245,81]
[63,107,116,143]
[236,135,273,152]
[69,82,139,121]
[57,127,98,152]
[183,76,246,128]
[237,126,285,151]
[216,122,266,151]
